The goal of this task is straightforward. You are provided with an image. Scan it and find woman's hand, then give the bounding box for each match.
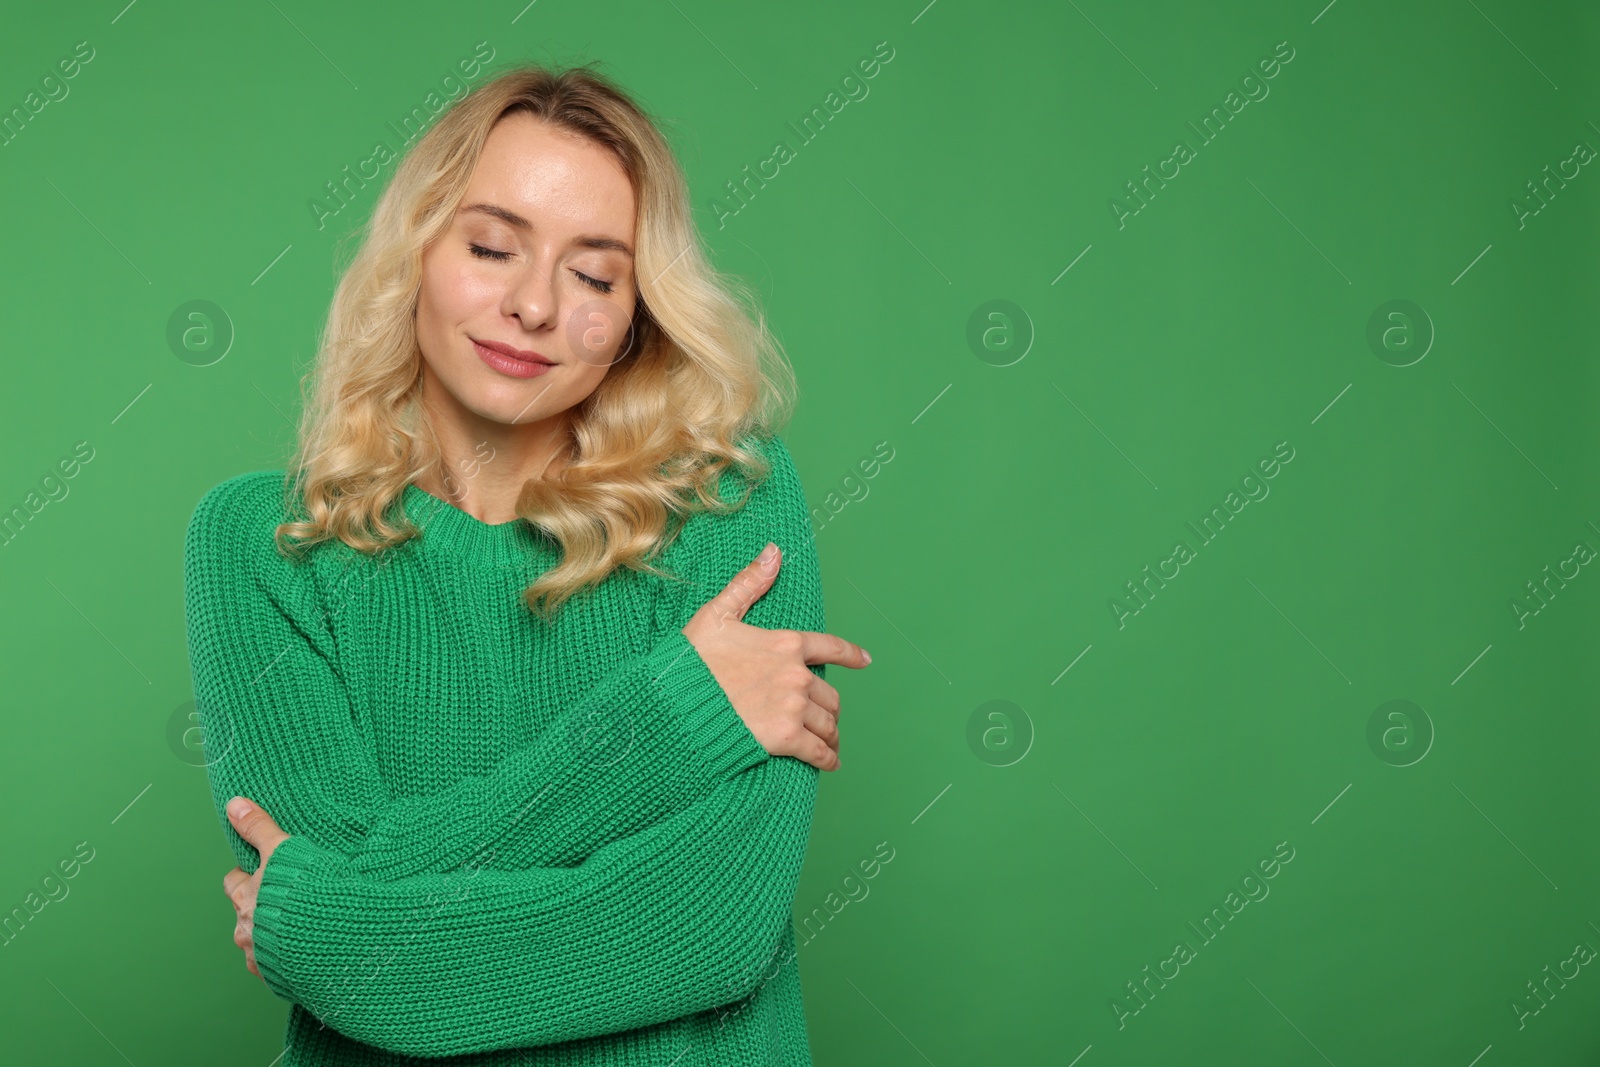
[682,542,871,772]
[220,797,292,980]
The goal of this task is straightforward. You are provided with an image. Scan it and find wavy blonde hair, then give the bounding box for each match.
[274,63,798,623]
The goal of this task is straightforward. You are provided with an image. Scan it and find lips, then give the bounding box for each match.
[474,340,553,380]
[471,337,554,365]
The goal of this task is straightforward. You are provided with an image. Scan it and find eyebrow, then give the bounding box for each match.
[461,202,634,258]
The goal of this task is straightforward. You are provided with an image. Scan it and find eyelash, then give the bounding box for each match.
[468,244,615,294]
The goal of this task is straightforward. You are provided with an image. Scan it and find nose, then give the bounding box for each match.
[502,256,557,332]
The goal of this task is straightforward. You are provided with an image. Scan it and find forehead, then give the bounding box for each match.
[462,111,636,234]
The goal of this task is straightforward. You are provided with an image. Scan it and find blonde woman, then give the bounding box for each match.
[184,64,870,1065]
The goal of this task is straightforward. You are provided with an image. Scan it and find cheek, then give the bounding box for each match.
[561,298,635,366]
[547,345,613,403]
[421,260,500,329]
[453,265,504,307]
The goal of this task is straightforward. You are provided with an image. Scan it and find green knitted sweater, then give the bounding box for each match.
[183,432,824,1065]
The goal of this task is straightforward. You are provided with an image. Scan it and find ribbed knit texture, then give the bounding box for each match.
[184,432,824,1065]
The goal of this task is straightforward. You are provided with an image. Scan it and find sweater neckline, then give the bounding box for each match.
[401,482,552,565]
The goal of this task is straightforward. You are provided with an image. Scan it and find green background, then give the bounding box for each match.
[2,0,1596,1063]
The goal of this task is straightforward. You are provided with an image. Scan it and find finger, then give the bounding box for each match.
[804,673,841,717]
[798,631,872,670]
[228,797,288,851]
[701,545,781,626]
[223,867,249,897]
[227,797,265,843]
[801,700,839,752]
[803,715,841,771]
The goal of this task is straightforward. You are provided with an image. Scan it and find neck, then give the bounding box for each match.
[416,383,573,526]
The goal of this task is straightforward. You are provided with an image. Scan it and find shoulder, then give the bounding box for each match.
[657,430,823,610]
[714,431,807,510]
[688,431,812,542]
[184,470,293,561]
[188,470,290,532]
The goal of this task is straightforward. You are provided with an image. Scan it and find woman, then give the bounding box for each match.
[184,64,870,1065]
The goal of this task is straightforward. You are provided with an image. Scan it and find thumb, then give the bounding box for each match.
[227,796,288,853]
[704,543,781,626]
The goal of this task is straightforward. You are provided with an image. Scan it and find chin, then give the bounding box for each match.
[464,389,540,421]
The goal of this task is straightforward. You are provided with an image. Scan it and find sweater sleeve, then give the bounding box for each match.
[186,433,818,883]
[250,751,817,1057]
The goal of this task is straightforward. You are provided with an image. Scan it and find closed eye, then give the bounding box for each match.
[469,245,615,295]
[468,243,512,262]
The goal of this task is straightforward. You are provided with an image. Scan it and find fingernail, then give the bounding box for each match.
[863,650,872,665]
[227,797,252,820]
[759,542,778,570]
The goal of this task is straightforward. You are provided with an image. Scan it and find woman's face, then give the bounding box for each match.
[415,110,639,435]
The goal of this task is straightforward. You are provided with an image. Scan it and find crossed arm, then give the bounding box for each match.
[185,435,828,1056]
